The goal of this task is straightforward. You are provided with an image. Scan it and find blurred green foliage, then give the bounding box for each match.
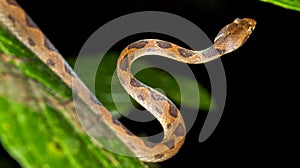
[261,0,300,11]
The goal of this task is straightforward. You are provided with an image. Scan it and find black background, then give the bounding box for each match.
[1,0,299,167]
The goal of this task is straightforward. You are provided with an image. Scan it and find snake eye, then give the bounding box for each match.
[234,18,240,23]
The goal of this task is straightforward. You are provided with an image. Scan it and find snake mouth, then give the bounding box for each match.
[247,25,255,34]
[246,18,257,33]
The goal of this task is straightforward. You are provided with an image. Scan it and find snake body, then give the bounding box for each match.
[0,0,256,162]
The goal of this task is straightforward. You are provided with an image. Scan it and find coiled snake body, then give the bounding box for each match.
[0,0,256,162]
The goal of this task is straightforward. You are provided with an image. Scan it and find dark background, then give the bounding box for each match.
[1,0,299,167]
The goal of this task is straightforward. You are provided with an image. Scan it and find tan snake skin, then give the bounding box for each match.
[0,0,256,162]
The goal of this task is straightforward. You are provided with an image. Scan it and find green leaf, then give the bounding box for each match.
[0,26,146,168]
[260,0,300,11]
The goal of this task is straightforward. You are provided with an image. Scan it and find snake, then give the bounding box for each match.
[0,0,256,162]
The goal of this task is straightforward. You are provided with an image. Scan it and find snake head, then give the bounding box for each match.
[213,18,256,54]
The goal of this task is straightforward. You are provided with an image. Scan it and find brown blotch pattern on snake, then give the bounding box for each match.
[7,14,15,23]
[167,123,172,129]
[44,37,57,51]
[128,40,148,49]
[163,139,175,149]
[112,117,121,126]
[154,153,164,159]
[89,93,102,106]
[46,59,55,66]
[215,48,226,56]
[28,37,36,46]
[130,78,142,87]
[6,0,19,6]
[64,63,76,77]
[119,54,129,71]
[151,90,165,100]
[137,94,145,101]
[155,107,163,115]
[174,123,185,136]
[156,40,172,49]
[25,15,38,28]
[168,103,178,118]
[64,64,72,75]
[125,129,135,136]
[178,48,194,58]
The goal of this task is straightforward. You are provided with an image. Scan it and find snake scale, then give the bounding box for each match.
[0,0,256,162]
